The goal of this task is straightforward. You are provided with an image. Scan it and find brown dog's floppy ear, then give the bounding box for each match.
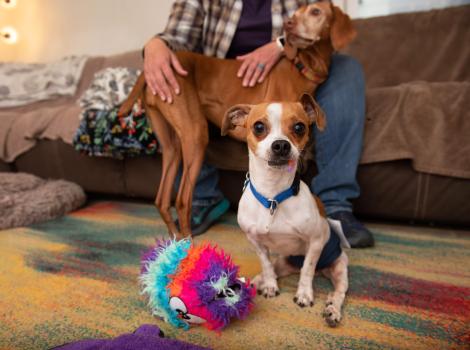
[330,6,356,51]
[221,104,252,136]
[300,93,326,131]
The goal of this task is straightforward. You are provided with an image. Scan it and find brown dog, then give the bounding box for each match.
[119,1,356,239]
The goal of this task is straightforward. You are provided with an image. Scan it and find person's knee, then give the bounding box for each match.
[316,55,365,102]
[330,55,365,87]
[315,55,366,132]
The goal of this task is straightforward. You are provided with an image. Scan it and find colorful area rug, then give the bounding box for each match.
[0,201,469,350]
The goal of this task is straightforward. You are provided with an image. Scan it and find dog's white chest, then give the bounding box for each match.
[256,231,307,256]
[238,182,323,255]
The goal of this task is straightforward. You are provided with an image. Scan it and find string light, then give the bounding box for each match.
[1,0,18,44]
[1,26,18,44]
[1,0,17,9]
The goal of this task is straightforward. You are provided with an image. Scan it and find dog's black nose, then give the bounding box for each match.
[271,140,291,157]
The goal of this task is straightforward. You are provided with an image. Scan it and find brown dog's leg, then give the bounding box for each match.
[145,106,182,238]
[150,83,209,239]
[322,252,349,327]
[174,120,208,238]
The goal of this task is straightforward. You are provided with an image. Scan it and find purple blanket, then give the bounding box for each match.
[51,324,211,350]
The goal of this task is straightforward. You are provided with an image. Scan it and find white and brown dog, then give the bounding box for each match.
[222,94,350,327]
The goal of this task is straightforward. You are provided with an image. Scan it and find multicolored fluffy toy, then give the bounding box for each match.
[140,239,255,331]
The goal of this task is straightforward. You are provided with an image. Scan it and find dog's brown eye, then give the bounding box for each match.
[253,121,266,136]
[293,122,306,136]
[310,8,321,16]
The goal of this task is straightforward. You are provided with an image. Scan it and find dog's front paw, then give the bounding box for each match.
[322,302,342,327]
[259,285,280,298]
[252,275,280,298]
[293,289,314,307]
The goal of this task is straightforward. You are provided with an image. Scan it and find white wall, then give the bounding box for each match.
[2,0,469,62]
[348,0,470,18]
[1,0,173,62]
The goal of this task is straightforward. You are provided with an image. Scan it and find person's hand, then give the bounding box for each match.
[143,37,188,103]
[236,41,283,87]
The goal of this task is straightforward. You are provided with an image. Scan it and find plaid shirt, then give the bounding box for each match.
[158,0,315,59]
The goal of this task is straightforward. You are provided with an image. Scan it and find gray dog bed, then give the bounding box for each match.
[0,172,86,230]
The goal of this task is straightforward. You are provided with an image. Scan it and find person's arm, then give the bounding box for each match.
[156,0,205,52]
[144,0,205,103]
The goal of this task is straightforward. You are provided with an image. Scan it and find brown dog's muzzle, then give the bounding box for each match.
[284,17,296,31]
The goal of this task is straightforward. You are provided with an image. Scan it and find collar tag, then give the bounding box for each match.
[242,173,250,192]
[268,200,278,216]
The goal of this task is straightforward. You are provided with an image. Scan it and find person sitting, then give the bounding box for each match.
[143,0,374,248]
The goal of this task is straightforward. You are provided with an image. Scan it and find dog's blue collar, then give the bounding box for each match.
[243,173,300,215]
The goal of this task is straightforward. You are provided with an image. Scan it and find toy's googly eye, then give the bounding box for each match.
[184,313,206,324]
[169,297,206,324]
[169,296,187,314]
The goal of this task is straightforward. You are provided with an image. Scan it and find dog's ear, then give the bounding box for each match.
[330,5,356,51]
[300,93,326,131]
[221,104,252,136]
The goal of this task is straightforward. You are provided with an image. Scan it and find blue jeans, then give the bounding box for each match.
[186,54,366,212]
[312,54,366,215]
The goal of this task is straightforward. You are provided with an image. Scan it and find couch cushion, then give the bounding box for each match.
[353,161,470,226]
[206,136,248,171]
[14,140,127,196]
[102,50,142,70]
[361,81,470,179]
[345,5,470,88]
[0,160,12,172]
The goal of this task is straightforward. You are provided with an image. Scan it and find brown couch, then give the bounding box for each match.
[1,5,469,226]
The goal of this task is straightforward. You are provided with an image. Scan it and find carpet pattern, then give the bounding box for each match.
[0,201,469,350]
